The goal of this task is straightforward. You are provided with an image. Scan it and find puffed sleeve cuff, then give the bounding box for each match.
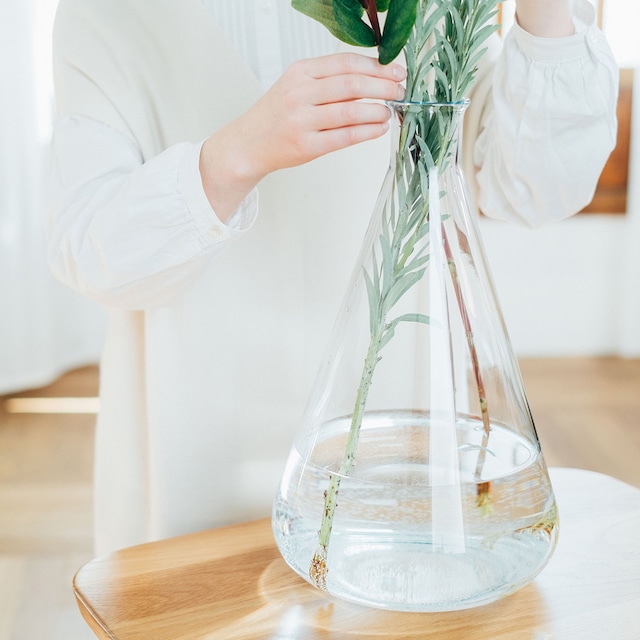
[177,139,258,248]
[512,0,602,62]
[472,0,618,227]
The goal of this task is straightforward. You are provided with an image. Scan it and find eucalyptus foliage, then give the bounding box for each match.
[295,0,503,590]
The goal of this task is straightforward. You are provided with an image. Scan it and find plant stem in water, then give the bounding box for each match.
[442,228,492,511]
[309,328,384,589]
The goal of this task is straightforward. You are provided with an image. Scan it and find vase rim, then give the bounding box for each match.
[387,98,471,108]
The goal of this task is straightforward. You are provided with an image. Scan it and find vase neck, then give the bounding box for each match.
[388,101,469,171]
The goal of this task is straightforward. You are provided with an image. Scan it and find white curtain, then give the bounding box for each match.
[0,0,106,394]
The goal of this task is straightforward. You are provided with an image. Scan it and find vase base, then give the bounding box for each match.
[277,528,555,612]
[273,413,558,612]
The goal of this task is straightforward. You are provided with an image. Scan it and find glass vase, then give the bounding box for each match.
[272,101,558,612]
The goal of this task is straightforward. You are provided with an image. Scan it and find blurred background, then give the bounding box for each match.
[0,0,107,398]
[0,0,638,638]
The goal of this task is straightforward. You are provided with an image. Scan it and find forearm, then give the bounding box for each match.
[48,117,256,309]
[515,0,574,37]
[200,124,262,224]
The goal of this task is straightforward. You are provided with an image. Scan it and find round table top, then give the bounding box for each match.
[73,467,640,639]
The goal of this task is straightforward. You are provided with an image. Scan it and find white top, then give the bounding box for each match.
[48,0,618,554]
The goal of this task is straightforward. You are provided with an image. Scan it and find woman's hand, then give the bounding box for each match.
[200,53,406,221]
[515,0,574,38]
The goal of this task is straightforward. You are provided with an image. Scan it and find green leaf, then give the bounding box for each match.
[363,267,379,334]
[462,45,489,78]
[388,185,399,229]
[333,0,377,47]
[399,252,430,278]
[469,23,500,51]
[378,0,419,64]
[378,327,394,350]
[423,2,451,40]
[434,65,452,101]
[379,312,432,350]
[415,217,431,242]
[448,5,466,48]
[380,232,394,296]
[384,267,426,311]
[393,313,432,326]
[439,34,460,77]
[372,243,380,293]
[376,0,391,11]
[292,0,372,46]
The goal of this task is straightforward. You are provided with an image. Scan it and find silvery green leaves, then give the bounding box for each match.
[362,129,435,351]
[405,0,502,102]
[291,0,419,64]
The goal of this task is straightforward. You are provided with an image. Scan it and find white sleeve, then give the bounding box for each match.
[473,0,619,227]
[47,115,258,310]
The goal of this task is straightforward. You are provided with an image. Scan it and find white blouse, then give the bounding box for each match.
[48,0,619,311]
[48,0,618,555]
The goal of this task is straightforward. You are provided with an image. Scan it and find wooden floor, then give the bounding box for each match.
[0,358,639,640]
[0,367,96,640]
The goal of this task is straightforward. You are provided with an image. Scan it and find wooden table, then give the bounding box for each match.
[73,468,640,639]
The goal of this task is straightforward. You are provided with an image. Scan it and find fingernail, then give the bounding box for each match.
[397,84,405,100]
[392,65,406,80]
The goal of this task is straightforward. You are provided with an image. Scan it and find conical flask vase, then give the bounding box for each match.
[273,102,558,612]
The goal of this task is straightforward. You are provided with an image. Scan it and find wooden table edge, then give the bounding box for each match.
[74,572,117,640]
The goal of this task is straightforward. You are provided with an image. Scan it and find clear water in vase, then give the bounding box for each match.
[273,411,558,612]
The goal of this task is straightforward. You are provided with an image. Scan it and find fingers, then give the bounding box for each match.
[312,101,393,132]
[295,53,406,105]
[313,73,405,105]
[231,53,406,177]
[308,121,391,158]
[302,52,406,82]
